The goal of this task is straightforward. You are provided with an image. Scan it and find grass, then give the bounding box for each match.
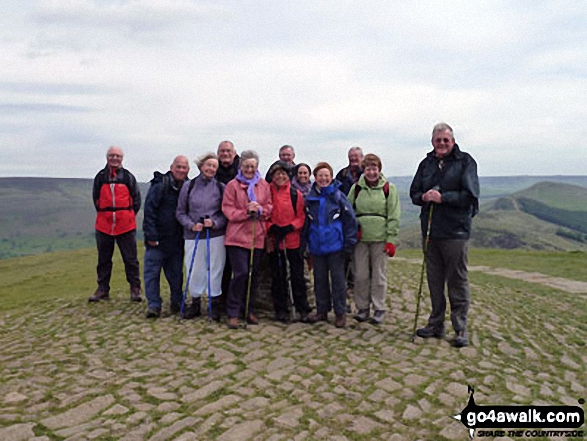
[397,248,587,282]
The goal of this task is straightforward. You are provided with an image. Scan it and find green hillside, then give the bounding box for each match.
[399,181,587,251]
[0,178,148,259]
[1,177,586,257]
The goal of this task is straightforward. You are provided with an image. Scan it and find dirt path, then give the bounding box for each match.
[395,257,587,293]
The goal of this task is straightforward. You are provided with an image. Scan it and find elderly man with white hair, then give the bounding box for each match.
[90,146,142,303]
[410,123,480,348]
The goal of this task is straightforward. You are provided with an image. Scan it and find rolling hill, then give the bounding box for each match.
[0,176,586,258]
[400,181,587,251]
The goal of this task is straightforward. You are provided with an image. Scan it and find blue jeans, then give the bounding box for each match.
[144,245,184,310]
[313,251,346,316]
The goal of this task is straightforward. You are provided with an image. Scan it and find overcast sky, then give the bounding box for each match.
[1,0,585,181]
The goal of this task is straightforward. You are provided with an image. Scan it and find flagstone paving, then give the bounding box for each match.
[1,260,585,440]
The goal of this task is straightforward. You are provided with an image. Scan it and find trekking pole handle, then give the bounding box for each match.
[203,215,212,230]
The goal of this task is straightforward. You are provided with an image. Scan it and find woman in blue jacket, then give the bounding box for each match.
[305,162,358,328]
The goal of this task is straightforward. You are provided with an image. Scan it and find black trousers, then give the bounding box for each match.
[96,229,141,292]
[269,247,311,317]
[425,239,470,333]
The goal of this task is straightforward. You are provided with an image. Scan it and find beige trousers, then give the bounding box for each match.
[353,241,388,312]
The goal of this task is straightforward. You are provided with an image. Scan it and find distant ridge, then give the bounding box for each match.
[0,176,586,258]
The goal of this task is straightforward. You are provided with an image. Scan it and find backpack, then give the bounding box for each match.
[352,181,389,210]
[185,177,224,215]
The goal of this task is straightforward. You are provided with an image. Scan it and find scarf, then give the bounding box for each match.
[236,169,261,202]
[291,176,312,198]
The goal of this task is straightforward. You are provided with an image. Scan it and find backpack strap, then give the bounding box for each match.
[352,181,389,210]
[186,178,197,215]
[186,178,224,215]
[290,185,298,215]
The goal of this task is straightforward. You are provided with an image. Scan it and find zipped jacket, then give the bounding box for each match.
[143,171,186,250]
[348,173,400,244]
[335,165,363,196]
[176,174,227,240]
[304,181,358,256]
[266,180,305,250]
[93,165,140,236]
[222,178,272,250]
[410,144,480,240]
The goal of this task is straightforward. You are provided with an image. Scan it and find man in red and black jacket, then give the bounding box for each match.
[89,146,142,303]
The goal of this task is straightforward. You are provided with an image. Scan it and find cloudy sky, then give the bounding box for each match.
[1,0,585,181]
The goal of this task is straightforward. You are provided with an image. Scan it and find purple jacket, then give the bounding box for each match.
[176,174,227,240]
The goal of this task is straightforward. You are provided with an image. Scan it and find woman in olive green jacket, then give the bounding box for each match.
[348,153,401,324]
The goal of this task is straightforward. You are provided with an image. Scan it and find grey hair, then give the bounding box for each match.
[195,152,219,170]
[348,146,364,157]
[106,146,124,157]
[217,140,235,151]
[279,145,294,154]
[240,150,260,166]
[432,122,454,138]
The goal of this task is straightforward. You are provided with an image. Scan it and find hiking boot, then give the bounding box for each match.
[146,307,161,319]
[169,302,181,315]
[299,312,311,323]
[130,286,142,302]
[308,311,328,323]
[335,313,347,328]
[353,308,370,322]
[451,331,469,348]
[246,313,259,325]
[88,288,109,302]
[370,310,385,325]
[210,297,222,322]
[227,317,239,329]
[275,313,289,324]
[416,326,445,339]
[183,298,201,319]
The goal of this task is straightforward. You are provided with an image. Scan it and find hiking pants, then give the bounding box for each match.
[144,244,183,310]
[269,247,311,317]
[96,229,140,292]
[226,246,263,318]
[353,241,388,312]
[425,239,470,333]
[313,251,346,316]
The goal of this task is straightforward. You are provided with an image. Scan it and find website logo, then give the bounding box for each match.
[453,386,585,439]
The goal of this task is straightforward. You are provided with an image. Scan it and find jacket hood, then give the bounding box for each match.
[150,171,166,184]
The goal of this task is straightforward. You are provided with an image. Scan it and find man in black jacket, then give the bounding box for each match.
[216,141,240,185]
[410,123,480,347]
[143,156,190,318]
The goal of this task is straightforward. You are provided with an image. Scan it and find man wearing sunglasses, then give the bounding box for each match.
[409,123,480,348]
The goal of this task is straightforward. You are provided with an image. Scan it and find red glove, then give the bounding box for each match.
[384,242,396,257]
[357,228,362,241]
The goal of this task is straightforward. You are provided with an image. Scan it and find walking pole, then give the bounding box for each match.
[411,203,434,342]
[181,230,201,318]
[206,223,212,322]
[244,214,257,330]
[282,238,295,322]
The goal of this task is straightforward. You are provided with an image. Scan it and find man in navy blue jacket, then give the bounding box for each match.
[410,123,480,347]
[143,156,190,318]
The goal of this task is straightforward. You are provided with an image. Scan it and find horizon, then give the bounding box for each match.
[2,173,586,182]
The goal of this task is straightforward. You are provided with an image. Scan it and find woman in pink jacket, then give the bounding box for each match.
[222,150,272,329]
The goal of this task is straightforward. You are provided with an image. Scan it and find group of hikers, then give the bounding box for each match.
[90,122,479,348]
